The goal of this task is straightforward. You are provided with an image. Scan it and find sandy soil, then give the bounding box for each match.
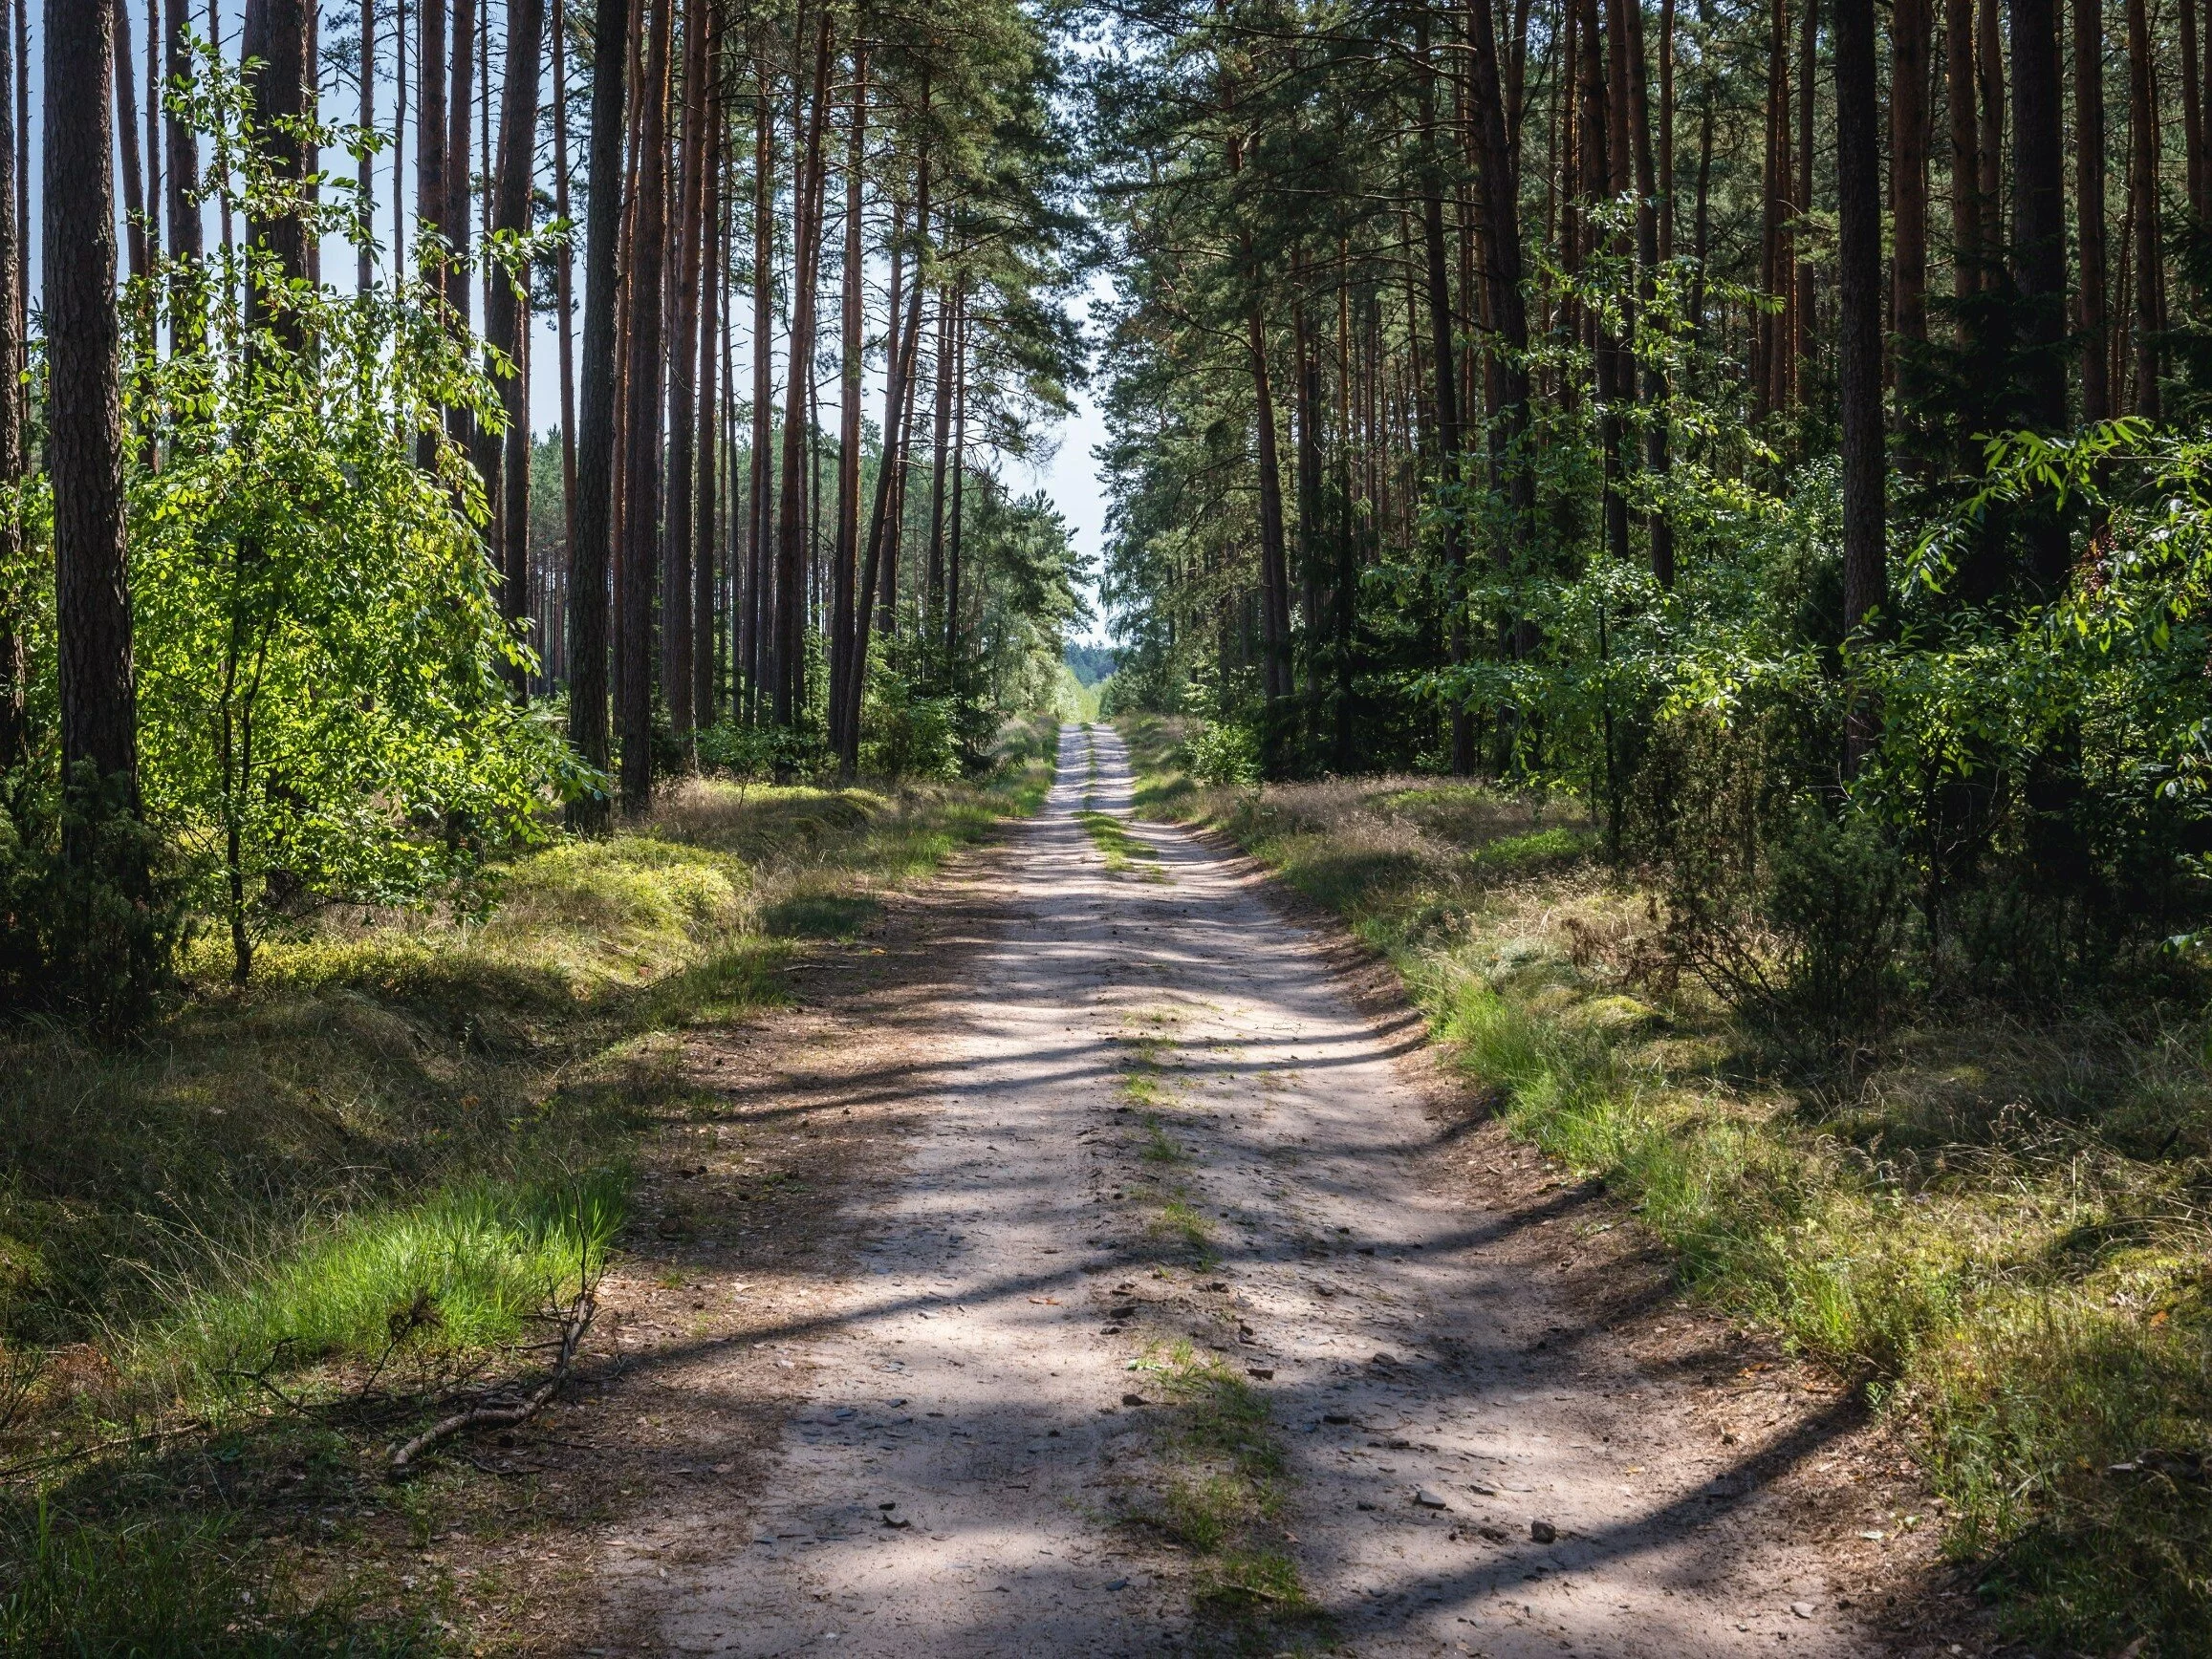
[548,725,1978,1658]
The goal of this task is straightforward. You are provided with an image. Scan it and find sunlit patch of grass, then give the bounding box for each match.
[1150,1197,1215,1256]
[1141,1119,1188,1164]
[154,1173,623,1402]
[1076,808,1166,880]
[1133,1343,1322,1649]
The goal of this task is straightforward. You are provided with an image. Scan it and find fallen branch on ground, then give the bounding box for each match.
[387,1277,598,1480]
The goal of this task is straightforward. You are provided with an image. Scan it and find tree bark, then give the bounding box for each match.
[2183,0,2205,219]
[923,269,954,642]
[849,169,926,767]
[1976,0,2004,249]
[566,0,629,832]
[1795,0,1816,392]
[113,0,149,284]
[241,0,314,347]
[745,34,776,718]
[0,0,19,774]
[1837,0,1885,766]
[47,0,140,799]
[943,290,967,663]
[552,0,576,555]
[831,39,868,748]
[1892,0,1932,346]
[1417,11,1470,770]
[693,17,726,730]
[2072,0,2109,422]
[619,0,674,807]
[484,0,543,693]
[2011,0,2071,590]
[2126,0,2160,419]
[163,0,203,297]
[662,0,715,748]
[1945,0,1982,312]
[2010,0,2067,432]
[353,0,373,294]
[446,0,477,328]
[772,14,832,729]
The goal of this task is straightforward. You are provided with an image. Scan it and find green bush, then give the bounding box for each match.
[1184,722,1261,787]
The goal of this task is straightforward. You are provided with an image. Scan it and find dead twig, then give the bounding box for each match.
[387,1276,598,1480]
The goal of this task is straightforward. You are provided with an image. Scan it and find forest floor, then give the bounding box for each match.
[545,724,1978,1658]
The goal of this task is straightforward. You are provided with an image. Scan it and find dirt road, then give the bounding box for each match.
[617,725,1907,1657]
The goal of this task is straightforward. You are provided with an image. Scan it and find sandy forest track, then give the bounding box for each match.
[596,727,1937,1657]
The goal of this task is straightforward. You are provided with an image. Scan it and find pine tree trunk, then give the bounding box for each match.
[47,0,140,803]
[1976,0,2004,245]
[850,169,926,767]
[830,41,867,755]
[1417,12,1470,771]
[552,0,576,556]
[1893,0,1932,347]
[447,0,477,325]
[485,0,543,694]
[745,36,775,719]
[2072,0,2109,421]
[242,0,314,347]
[1795,0,1815,394]
[923,270,954,643]
[619,0,674,807]
[1836,0,1885,643]
[2183,0,2205,219]
[943,290,967,664]
[163,0,203,289]
[354,0,373,293]
[2011,0,2070,590]
[0,0,19,775]
[772,14,832,729]
[1945,0,1980,312]
[2127,0,2160,420]
[1658,0,1675,260]
[565,0,630,833]
[113,0,149,284]
[662,0,713,749]
[693,20,726,731]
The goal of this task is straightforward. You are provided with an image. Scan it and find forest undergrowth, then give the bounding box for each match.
[1117,712,2212,1657]
[0,719,1057,1654]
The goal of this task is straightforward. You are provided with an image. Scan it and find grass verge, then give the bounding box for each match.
[1135,1343,1320,1653]
[0,716,1059,1651]
[1114,711,2212,1657]
[1077,808,1166,879]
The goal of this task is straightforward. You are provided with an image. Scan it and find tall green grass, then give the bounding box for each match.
[1113,718,2212,1655]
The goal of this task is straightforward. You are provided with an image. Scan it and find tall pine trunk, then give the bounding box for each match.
[693,18,726,730]
[2072,0,2109,421]
[0,0,18,775]
[662,0,714,750]
[566,0,630,833]
[831,41,868,747]
[1835,0,1885,642]
[745,37,776,718]
[48,0,141,814]
[485,0,543,693]
[2126,0,2160,420]
[772,15,832,728]
[1945,0,1981,312]
[618,0,674,807]
[1892,0,1932,347]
